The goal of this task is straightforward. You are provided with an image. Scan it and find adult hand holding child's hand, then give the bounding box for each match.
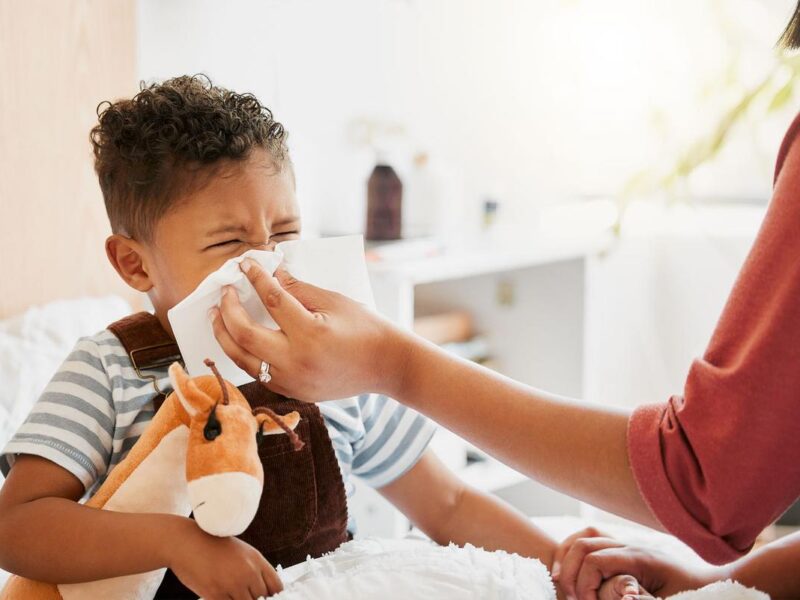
[552,527,710,600]
[552,527,651,600]
[210,258,409,401]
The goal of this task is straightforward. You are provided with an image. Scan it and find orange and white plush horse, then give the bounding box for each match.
[0,360,300,600]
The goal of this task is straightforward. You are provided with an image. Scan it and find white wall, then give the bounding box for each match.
[139,0,798,239]
[584,203,763,411]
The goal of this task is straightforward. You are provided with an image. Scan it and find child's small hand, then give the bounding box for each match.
[168,520,282,599]
[598,575,654,600]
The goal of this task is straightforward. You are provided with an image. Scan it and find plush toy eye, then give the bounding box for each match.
[255,422,265,447]
[204,405,222,441]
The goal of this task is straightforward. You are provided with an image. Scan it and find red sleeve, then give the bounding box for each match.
[627,112,800,565]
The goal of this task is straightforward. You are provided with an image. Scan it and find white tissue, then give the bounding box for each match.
[167,235,375,386]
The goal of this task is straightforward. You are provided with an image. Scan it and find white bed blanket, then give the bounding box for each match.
[271,538,770,600]
[275,538,554,599]
[668,581,769,600]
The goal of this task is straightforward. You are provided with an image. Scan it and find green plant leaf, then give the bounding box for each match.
[768,79,795,112]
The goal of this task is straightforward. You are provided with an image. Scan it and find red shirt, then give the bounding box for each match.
[628,112,800,565]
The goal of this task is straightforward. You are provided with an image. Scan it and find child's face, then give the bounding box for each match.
[142,149,300,321]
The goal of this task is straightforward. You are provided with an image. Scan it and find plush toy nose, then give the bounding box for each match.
[188,472,262,537]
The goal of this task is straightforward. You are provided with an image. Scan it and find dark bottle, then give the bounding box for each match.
[366,164,403,241]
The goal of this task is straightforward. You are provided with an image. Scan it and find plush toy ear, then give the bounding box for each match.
[254,409,304,450]
[255,410,300,435]
[169,362,215,417]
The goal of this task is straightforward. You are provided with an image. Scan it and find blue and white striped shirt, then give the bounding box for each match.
[0,328,435,532]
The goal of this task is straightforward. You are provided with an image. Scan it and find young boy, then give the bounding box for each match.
[0,75,563,599]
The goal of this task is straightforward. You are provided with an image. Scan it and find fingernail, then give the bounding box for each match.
[222,285,231,297]
[207,307,217,321]
[551,561,560,579]
[240,258,253,273]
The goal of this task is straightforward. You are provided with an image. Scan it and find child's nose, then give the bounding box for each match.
[249,240,276,251]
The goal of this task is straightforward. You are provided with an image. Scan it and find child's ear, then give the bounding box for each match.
[106,234,153,293]
[169,362,215,417]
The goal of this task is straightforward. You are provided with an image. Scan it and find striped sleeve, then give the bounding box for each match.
[0,337,116,490]
[351,394,436,489]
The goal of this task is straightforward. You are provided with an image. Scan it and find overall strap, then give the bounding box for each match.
[107,312,182,398]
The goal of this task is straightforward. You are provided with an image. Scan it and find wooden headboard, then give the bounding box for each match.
[0,0,139,319]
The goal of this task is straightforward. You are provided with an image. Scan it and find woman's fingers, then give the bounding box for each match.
[273,267,343,313]
[212,293,290,393]
[209,306,263,378]
[217,285,289,362]
[241,259,314,333]
[559,537,625,600]
[575,551,619,600]
[574,547,662,600]
[553,527,603,580]
[214,264,397,401]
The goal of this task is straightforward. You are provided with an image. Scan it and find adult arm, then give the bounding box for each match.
[555,529,800,600]
[212,113,800,562]
[624,114,800,563]
[211,266,658,529]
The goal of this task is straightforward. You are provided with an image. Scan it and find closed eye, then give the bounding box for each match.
[204,232,299,251]
[205,239,242,250]
[270,231,300,241]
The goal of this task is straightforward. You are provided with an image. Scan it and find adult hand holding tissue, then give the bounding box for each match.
[168,235,375,386]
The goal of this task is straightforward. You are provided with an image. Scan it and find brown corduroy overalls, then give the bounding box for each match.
[107,312,349,599]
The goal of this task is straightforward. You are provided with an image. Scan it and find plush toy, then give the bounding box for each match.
[0,359,301,600]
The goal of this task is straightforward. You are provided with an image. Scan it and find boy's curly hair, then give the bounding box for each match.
[90,75,290,241]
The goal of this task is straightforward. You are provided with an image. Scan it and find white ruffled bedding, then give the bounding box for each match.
[275,538,554,599]
[0,295,132,449]
[667,581,769,600]
[272,537,769,600]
